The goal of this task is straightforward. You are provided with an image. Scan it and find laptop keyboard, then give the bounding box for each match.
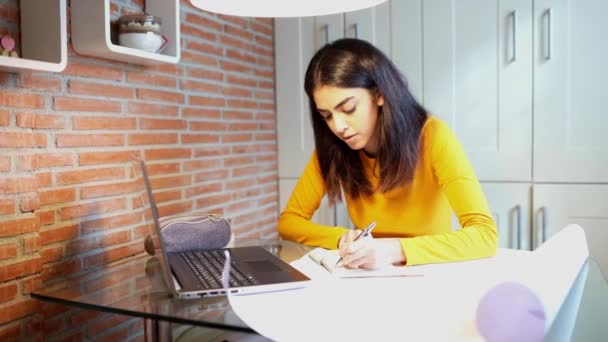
[180,250,259,289]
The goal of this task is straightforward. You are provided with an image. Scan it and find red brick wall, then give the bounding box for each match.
[0,0,277,340]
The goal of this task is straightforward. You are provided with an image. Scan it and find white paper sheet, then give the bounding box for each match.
[228,224,589,341]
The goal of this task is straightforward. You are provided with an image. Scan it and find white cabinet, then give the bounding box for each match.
[533,184,608,275]
[482,183,532,250]
[419,0,533,182]
[533,0,608,182]
[275,5,390,227]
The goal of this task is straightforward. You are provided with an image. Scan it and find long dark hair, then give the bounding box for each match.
[304,38,428,205]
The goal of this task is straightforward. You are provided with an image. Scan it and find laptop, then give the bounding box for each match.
[139,161,311,298]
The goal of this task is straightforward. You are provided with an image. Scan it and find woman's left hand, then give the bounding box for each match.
[338,235,406,269]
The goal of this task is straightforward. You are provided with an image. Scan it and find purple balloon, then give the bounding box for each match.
[476,282,546,342]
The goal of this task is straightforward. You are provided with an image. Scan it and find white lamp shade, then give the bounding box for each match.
[189,0,388,17]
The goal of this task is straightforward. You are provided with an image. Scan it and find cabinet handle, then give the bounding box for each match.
[509,10,517,62]
[543,8,552,60]
[352,23,359,39]
[321,24,330,45]
[514,205,522,249]
[537,206,548,247]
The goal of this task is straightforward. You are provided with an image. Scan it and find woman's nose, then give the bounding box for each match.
[333,114,348,133]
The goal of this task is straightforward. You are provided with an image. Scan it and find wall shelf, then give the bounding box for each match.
[0,0,67,72]
[71,0,180,65]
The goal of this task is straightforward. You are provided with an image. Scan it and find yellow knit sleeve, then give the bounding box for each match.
[400,119,498,265]
[278,152,349,249]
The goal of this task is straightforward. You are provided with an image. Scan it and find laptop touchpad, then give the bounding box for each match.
[246,260,282,272]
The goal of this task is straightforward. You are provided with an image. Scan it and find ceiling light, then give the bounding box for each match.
[189,0,388,18]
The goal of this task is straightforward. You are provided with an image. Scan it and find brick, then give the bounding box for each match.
[182,107,221,119]
[0,91,44,109]
[56,167,124,185]
[223,133,253,143]
[83,242,143,268]
[126,72,177,88]
[0,177,37,195]
[185,13,222,31]
[194,169,229,183]
[19,72,62,91]
[189,95,225,107]
[183,159,222,172]
[224,24,254,40]
[146,163,179,175]
[0,156,9,172]
[0,198,14,215]
[0,132,46,148]
[21,275,42,295]
[0,256,43,282]
[66,231,130,256]
[0,244,17,261]
[68,80,135,99]
[181,133,220,144]
[38,210,55,226]
[59,198,126,220]
[127,133,177,145]
[0,110,10,126]
[0,323,19,342]
[53,97,121,113]
[187,41,223,56]
[180,79,222,93]
[224,110,254,120]
[23,235,41,253]
[158,201,192,217]
[0,283,20,303]
[153,189,181,203]
[185,183,222,198]
[73,116,136,130]
[35,172,52,188]
[251,21,273,36]
[218,14,248,29]
[127,102,179,116]
[18,152,73,171]
[56,134,124,147]
[220,35,250,52]
[40,225,78,245]
[228,122,257,131]
[181,24,217,42]
[40,246,63,263]
[79,150,140,166]
[20,193,40,212]
[188,67,223,82]
[80,212,142,235]
[144,148,191,160]
[136,89,184,104]
[80,180,139,199]
[189,121,227,131]
[181,51,218,67]
[224,85,253,98]
[139,118,186,130]
[226,99,258,110]
[150,175,191,190]
[193,146,230,157]
[63,62,123,81]
[143,63,183,76]
[41,259,80,281]
[39,188,76,206]
[195,193,231,210]
[226,75,256,87]
[0,300,39,327]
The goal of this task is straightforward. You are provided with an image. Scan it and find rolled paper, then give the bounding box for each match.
[9,51,18,58]
[0,35,15,52]
[476,281,546,342]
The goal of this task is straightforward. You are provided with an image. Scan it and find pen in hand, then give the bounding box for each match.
[335,221,377,266]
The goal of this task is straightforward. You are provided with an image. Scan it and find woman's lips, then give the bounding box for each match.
[343,134,357,142]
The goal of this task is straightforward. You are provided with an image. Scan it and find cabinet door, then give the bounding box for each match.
[344,1,390,56]
[275,18,316,179]
[390,0,424,102]
[481,182,532,250]
[314,14,344,48]
[422,0,533,182]
[533,0,608,182]
[533,184,608,275]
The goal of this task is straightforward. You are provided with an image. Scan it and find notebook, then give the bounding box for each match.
[307,247,421,278]
[139,161,311,298]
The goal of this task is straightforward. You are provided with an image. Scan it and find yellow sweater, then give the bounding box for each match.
[278,116,498,266]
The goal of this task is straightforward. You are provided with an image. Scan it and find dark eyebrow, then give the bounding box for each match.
[317,96,355,112]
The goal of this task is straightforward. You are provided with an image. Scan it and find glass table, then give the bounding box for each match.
[31,239,608,341]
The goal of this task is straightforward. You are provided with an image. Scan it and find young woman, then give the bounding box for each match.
[278,38,497,269]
